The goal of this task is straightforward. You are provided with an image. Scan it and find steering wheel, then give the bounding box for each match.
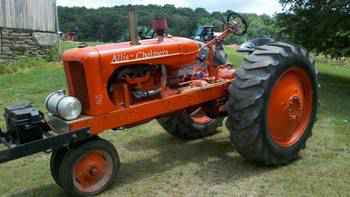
[226,12,248,36]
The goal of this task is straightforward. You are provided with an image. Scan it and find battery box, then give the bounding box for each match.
[4,103,46,144]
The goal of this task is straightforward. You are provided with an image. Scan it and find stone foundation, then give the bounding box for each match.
[0,28,58,63]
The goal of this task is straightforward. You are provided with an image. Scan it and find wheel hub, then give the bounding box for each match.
[287,96,303,120]
[73,151,113,193]
[267,67,313,148]
[89,167,99,176]
[190,107,213,125]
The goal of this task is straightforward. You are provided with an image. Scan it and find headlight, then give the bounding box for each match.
[45,90,82,121]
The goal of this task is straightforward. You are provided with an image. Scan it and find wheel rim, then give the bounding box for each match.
[267,67,313,148]
[73,150,113,193]
[189,107,214,125]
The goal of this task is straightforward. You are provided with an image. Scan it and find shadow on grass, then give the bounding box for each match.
[8,184,65,197]
[319,73,350,85]
[8,131,276,197]
[113,131,276,188]
[318,73,350,118]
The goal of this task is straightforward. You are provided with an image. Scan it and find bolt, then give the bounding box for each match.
[89,167,98,176]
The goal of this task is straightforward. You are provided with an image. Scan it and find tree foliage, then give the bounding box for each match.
[58,5,278,44]
[277,0,350,57]
[227,14,280,44]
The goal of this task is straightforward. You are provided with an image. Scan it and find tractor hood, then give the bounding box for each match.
[63,37,201,68]
[61,36,202,115]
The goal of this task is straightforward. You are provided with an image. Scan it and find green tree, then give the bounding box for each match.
[277,0,350,57]
[58,5,279,45]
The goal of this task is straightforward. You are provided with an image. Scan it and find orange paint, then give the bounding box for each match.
[267,67,313,147]
[63,37,200,116]
[62,28,237,135]
[68,81,230,134]
[73,151,113,192]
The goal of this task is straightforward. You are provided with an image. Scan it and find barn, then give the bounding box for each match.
[0,0,58,62]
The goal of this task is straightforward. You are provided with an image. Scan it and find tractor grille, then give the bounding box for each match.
[66,62,89,112]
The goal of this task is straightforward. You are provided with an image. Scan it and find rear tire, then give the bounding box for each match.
[158,109,222,140]
[58,138,120,197]
[226,42,318,165]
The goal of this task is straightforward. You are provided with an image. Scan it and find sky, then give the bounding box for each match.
[56,0,283,15]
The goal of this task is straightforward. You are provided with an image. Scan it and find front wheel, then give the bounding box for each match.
[58,138,120,196]
[226,42,318,165]
[50,147,68,187]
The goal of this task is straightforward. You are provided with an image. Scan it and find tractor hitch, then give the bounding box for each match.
[0,128,91,164]
[0,103,91,164]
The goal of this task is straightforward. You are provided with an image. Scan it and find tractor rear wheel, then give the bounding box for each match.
[158,107,222,140]
[226,42,318,165]
[58,138,120,197]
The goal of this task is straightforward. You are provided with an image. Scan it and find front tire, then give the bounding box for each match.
[226,42,318,165]
[50,147,68,187]
[58,138,120,196]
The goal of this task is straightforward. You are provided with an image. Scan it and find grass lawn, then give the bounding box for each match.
[0,47,349,197]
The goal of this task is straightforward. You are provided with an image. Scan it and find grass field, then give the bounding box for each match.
[0,47,350,197]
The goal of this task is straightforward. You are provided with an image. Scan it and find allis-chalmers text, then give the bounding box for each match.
[111,50,169,64]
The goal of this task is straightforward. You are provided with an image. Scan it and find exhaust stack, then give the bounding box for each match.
[128,5,140,45]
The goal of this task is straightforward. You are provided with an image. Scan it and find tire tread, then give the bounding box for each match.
[226,42,318,166]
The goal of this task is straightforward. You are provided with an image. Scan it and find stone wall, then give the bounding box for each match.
[0,28,58,63]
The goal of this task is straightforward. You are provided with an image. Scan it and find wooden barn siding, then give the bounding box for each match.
[0,0,57,32]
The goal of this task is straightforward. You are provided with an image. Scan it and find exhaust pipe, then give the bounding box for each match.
[128,5,140,45]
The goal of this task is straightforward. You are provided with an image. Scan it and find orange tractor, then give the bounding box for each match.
[0,7,318,197]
